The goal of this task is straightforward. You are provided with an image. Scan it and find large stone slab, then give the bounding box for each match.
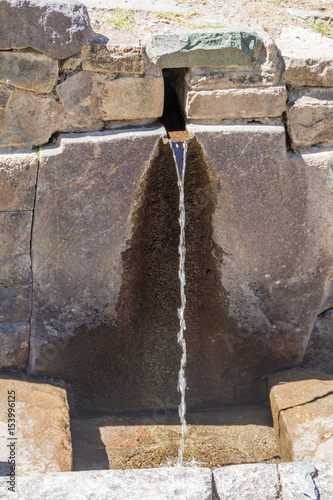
[0,0,91,59]
[269,368,333,462]
[302,308,333,374]
[276,27,333,86]
[278,462,333,500]
[186,86,287,120]
[0,378,72,476]
[29,128,166,414]
[213,464,280,499]
[0,86,60,149]
[146,30,263,68]
[287,88,333,148]
[0,468,212,499]
[0,50,58,93]
[0,212,32,256]
[0,322,29,368]
[0,286,31,322]
[0,152,38,211]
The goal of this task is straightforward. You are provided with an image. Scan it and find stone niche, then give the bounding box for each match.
[28,125,333,416]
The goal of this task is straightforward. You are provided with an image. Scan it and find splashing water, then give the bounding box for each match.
[171,140,188,466]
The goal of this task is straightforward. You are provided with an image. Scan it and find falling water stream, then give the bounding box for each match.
[171,140,188,465]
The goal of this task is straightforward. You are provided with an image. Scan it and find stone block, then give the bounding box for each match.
[0,322,29,368]
[99,75,164,121]
[1,468,212,499]
[0,0,91,59]
[0,255,31,287]
[57,71,103,131]
[0,378,72,475]
[278,462,333,500]
[276,27,333,86]
[269,368,333,462]
[0,50,58,93]
[0,152,38,211]
[146,30,263,68]
[213,464,279,499]
[81,41,145,75]
[0,86,60,149]
[302,308,333,374]
[0,212,32,256]
[186,86,287,120]
[287,88,333,147]
[0,285,31,322]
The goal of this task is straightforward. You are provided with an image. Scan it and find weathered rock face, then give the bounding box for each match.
[0,0,91,59]
[302,308,333,374]
[0,378,72,475]
[269,368,333,462]
[0,323,29,368]
[276,27,333,87]
[146,30,263,68]
[287,88,333,147]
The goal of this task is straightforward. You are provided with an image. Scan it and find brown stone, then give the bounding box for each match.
[269,368,333,462]
[0,211,32,256]
[0,285,31,322]
[0,322,29,368]
[0,255,31,287]
[287,88,333,147]
[81,43,146,75]
[0,152,38,211]
[0,378,72,475]
[0,50,58,93]
[186,86,287,120]
[0,86,60,149]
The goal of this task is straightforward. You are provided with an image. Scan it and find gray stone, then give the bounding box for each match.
[276,27,333,86]
[269,369,333,462]
[0,85,60,149]
[146,30,263,68]
[0,322,29,368]
[1,468,212,499]
[287,88,333,147]
[278,462,333,500]
[213,464,279,499]
[302,308,333,374]
[99,75,164,121]
[0,378,72,476]
[0,211,32,256]
[186,86,287,120]
[0,255,31,287]
[81,42,145,75]
[0,152,38,211]
[0,285,31,322]
[0,50,58,93]
[0,0,91,59]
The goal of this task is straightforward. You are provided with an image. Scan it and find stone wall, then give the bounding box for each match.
[1,0,333,415]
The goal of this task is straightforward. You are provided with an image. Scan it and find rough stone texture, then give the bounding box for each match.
[186,86,287,120]
[0,86,60,149]
[0,153,38,211]
[0,378,72,475]
[0,50,58,93]
[0,468,212,499]
[278,462,333,500]
[0,322,29,368]
[0,212,32,256]
[0,0,91,59]
[0,286,31,322]
[0,255,31,287]
[287,88,333,147]
[99,75,164,121]
[213,464,280,499]
[146,30,263,68]
[29,129,168,414]
[81,39,146,74]
[276,27,333,87]
[302,308,333,374]
[269,368,333,462]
